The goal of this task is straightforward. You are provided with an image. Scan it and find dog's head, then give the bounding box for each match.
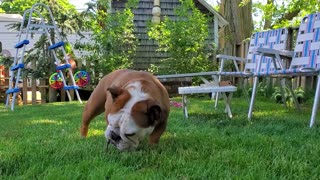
[105,82,162,151]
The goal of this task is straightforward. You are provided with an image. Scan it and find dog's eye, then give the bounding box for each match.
[125,133,136,137]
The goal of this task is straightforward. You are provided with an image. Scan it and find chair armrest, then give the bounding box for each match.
[156,72,219,79]
[216,54,246,62]
[252,48,294,58]
[216,54,246,73]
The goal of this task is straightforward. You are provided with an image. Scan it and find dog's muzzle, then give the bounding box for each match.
[106,130,132,151]
[108,131,121,146]
[105,126,138,151]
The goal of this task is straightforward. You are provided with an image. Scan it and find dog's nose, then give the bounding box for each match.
[111,131,122,142]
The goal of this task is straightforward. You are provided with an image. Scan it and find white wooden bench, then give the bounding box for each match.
[157,73,238,118]
[178,85,237,118]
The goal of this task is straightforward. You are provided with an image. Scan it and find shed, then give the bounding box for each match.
[0,14,23,57]
[111,0,228,70]
[0,13,89,59]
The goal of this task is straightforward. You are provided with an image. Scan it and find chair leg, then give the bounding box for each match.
[310,75,320,127]
[182,95,188,118]
[248,76,259,120]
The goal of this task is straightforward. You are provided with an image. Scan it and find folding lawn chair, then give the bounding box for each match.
[216,27,289,107]
[248,12,320,127]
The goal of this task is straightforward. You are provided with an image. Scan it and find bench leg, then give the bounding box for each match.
[222,92,233,118]
[182,95,188,118]
[214,92,219,109]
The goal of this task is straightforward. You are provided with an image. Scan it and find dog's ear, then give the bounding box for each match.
[147,103,162,126]
[107,86,131,113]
[107,86,123,101]
[131,100,162,128]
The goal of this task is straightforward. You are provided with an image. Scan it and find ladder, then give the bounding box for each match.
[5,3,82,110]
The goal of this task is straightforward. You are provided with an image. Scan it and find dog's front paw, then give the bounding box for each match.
[80,126,88,137]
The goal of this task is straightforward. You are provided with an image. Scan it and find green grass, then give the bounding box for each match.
[1,96,320,179]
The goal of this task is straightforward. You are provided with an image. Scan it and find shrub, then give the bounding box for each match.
[147,0,215,75]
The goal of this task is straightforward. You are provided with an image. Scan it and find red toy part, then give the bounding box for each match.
[74,70,90,87]
[49,72,64,89]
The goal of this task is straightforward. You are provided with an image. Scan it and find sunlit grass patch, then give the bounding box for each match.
[1,97,320,178]
[29,119,64,125]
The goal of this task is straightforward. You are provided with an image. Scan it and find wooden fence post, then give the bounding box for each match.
[39,79,47,104]
[31,78,36,105]
[22,78,27,104]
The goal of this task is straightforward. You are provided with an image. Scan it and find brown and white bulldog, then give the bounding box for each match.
[80,69,170,151]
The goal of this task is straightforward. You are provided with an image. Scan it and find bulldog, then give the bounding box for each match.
[80,69,170,151]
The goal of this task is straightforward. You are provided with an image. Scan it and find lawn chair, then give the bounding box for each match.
[216,28,289,107]
[248,12,320,127]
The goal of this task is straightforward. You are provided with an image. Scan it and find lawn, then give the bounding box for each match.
[1,96,320,179]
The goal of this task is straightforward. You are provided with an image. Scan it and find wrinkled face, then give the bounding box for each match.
[105,81,161,151]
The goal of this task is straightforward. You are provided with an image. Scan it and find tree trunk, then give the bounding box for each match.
[220,0,253,55]
[263,0,274,29]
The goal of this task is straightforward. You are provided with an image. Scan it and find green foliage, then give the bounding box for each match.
[272,86,305,106]
[0,0,78,26]
[0,0,37,13]
[0,54,12,68]
[294,87,306,102]
[253,0,320,30]
[147,0,214,74]
[248,81,268,98]
[239,0,251,7]
[22,35,54,79]
[78,0,138,84]
[247,79,306,107]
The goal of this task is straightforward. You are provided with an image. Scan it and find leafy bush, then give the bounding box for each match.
[77,0,138,85]
[0,55,12,68]
[248,81,268,98]
[248,80,306,107]
[271,86,305,106]
[147,0,215,75]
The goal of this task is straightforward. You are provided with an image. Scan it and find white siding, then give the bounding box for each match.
[0,21,91,58]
